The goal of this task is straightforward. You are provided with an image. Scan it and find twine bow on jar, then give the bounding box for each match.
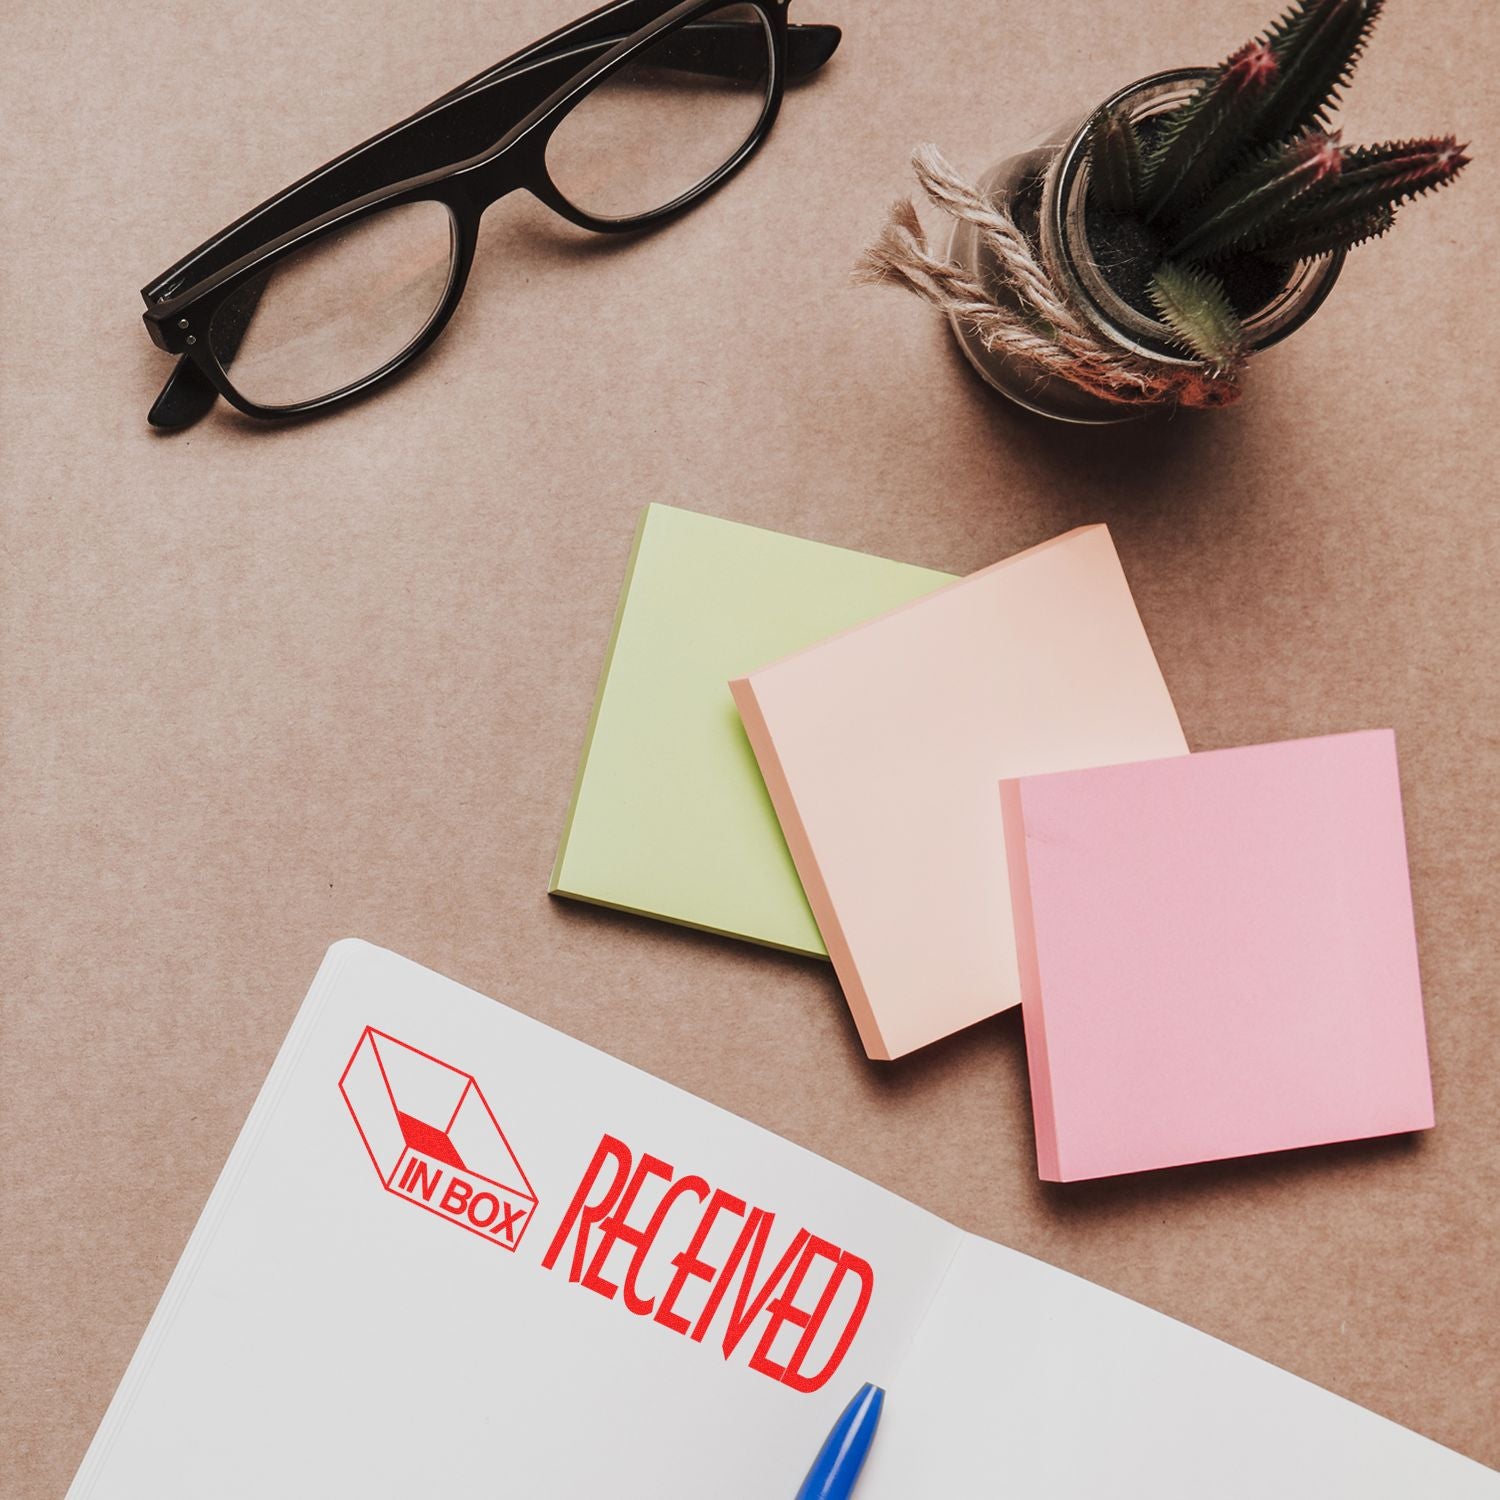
[857,146,1243,411]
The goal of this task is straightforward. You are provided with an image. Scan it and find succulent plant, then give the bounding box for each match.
[1086,0,1469,374]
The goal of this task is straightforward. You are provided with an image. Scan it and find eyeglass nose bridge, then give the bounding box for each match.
[453,134,548,222]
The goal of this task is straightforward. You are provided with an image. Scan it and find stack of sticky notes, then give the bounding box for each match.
[553,506,1435,1182]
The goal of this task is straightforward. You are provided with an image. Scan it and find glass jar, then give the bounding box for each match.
[947,69,1346,424]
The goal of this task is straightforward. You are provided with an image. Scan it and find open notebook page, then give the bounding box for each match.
[67,940,960,1498]
[865,1235,1497,1497]
[69,942,1497,1497]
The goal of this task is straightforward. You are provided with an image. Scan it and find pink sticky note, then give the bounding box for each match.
[731,526,1187,1060]
[1001,730,1435,1182]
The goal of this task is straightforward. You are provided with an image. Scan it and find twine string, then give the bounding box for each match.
[856,146,1242,410]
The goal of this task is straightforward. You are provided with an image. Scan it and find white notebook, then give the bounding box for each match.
[70,941,1497,1498]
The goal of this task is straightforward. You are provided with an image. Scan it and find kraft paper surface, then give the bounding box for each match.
[3,0,1498,1491]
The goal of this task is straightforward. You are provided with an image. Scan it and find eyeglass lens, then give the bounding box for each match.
[208,199,457,409]
[546,4,774,221]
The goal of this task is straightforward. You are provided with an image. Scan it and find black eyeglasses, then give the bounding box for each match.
[140,0,840,430]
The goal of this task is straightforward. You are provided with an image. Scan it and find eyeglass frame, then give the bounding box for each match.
[140,0,840,428]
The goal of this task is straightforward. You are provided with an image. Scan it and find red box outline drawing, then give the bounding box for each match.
[339,1027,540,1253]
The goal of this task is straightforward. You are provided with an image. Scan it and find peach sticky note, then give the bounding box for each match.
[730,526,1187,1060]
[1001,730,1435,1182]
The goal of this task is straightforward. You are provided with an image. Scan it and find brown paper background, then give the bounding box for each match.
[3,0,1497,1491]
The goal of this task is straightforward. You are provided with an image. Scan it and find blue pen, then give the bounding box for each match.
[794,1383,885,1500]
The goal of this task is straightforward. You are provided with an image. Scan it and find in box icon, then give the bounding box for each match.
[339,1027,539,1251]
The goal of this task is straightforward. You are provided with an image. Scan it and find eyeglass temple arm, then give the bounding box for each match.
[644,19,839,82]
[146,14,839,305]
[149,354,218,431]
[448,20,838,100]
[783,20,842,78]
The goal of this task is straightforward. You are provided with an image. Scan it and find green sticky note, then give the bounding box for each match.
[550,505,955,955]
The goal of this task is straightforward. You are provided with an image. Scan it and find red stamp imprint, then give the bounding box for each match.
[339,1028,538,1252]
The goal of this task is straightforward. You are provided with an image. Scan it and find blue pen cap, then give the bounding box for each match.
[795,1383,885,1500]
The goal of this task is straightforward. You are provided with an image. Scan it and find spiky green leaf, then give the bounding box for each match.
[1172,131,1343,260]
[1143,42,1280,224]
[1252,0,1384,146]
[1088,107,1145,216]
[1259,204,1396,261]
[1285,136,1471,225]
[1148,262,1247,374]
